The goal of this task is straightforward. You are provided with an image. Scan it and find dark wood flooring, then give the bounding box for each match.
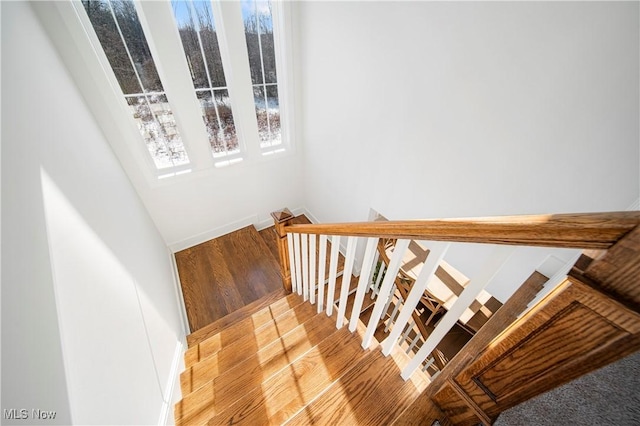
[175,225,283,332]
[176,214,349,335]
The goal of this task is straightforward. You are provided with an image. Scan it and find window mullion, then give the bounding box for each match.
[99,0,173,166]
[271,0,294,152]
[135,0,214,170]
[253,1,272,137]
[212,0,262,160]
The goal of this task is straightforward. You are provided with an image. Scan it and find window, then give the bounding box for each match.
[171,0,240,160]
[241,0,281,149]
[82,0,190,171]
[77,0,290,177]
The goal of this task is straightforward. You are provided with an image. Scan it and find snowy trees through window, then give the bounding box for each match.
[80,0,286,175]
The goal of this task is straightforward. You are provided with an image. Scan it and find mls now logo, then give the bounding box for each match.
[3,409,28,420]
[3,408,57,420]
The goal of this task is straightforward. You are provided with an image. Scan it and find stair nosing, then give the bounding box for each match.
[175,311,342,424]
[181,303,334,396]
[202,323,374,426]
[184,292,306,366]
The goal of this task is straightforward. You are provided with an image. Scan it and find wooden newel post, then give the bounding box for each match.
[271,208,295,293]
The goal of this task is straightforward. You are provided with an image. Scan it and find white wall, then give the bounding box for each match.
[296,1,639,224]
[147,156,304,250]
[32,1,305,251]
[2,2,184,424]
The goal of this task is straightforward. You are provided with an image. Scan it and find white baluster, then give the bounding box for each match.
[522,252,582,317]
[337,237,358,328]
[317,235,327,314]
[301,234,309,301]
[401,245,515,380]
[349,237,379,332]
[362,239,411,349]
[309,234,317,304]
[381,241,450,356]
[400,319,415,342]
[385,295,403,333]
[421,356,435,372]
[326,235,341,316]
[381,284,396,322]
[366,251,380,294]
[287,233,297,294]
[406,334,420,354]
[371,261,386,299]
[293,233,303,296]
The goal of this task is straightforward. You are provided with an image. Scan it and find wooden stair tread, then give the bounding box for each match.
[203,325,374,426]
[181,300,318,393]
[286,345,428,426]
[186,288,288,348]
[185,293,304,366]
[175,312,340,424]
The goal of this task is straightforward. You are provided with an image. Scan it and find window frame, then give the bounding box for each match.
[72,0,294,182]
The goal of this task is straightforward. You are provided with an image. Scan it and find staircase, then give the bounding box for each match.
[174,210,640,425]
[174,292,429,425]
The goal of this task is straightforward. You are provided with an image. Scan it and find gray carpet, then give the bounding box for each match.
[495,351,640,425]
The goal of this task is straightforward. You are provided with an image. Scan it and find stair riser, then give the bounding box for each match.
[203,326,371,425]
[175,313,339,424]
[181,301,318,394]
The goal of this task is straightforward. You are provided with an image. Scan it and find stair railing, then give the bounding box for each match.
[271,209,640,382]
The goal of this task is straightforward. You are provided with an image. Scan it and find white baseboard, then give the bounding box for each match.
[168,249,190,337]
[168,215,258,253]
[628,198,640,211]
[254,207,305,231]
[158,341,184,426]
[170,208,311,252]
[301,207,321,225]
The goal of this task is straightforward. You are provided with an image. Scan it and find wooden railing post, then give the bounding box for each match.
[271,208,295,293]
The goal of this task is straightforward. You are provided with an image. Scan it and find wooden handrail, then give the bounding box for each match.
[283,211,640,250]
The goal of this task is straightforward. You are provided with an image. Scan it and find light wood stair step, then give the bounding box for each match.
[184,293,305,367]
[285,343,429,425]
[186,288,288,348]
[175,311,341,425]
[203,324,375,426]
[181,300,318,393]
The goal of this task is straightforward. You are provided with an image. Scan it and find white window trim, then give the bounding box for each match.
[135,0,296,172]
[41,0,295,188]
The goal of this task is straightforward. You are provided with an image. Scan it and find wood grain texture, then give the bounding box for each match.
[584,225,640,312]
[186,289,288,349]
[391,400,452,426]
[204,326,373,426]
[270,209,295,293]
[175,312,340,424]
[181,301,318,394]
[176,225,283,332]
[287,346,427,426]
[285,211,640,249]
[394,271,547,424]
[262,214,346,282]
[455,277,640,420]
[432,382,483,426]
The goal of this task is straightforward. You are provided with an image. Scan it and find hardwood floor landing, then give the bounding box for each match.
[175,225,283,332]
